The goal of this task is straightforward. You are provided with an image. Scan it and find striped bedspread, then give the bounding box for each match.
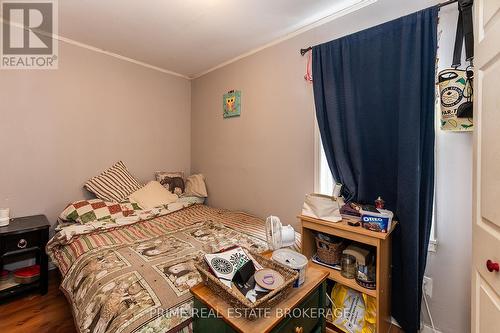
[47,204,301,333]
[49,204,300,276]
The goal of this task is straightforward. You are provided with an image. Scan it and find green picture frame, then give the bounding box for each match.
[223,90,241,118]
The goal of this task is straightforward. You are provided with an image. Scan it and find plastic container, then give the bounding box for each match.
[272,248,308,287]
[356,261,376,290]
[13,265,40,284]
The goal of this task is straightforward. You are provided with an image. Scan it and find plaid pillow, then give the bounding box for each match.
[85,161,143,202]
[59,199,141,224]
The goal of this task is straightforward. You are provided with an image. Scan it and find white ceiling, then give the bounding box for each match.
[58,0,367,78]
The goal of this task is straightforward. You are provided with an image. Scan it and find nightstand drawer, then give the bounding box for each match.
[2,230,41,254]
[274,288,321,333]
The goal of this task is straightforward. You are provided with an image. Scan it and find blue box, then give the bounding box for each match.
[360,209,394,233]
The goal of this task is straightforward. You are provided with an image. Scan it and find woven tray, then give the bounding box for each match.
[194,249,299,319]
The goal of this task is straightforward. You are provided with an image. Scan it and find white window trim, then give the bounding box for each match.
[428,95,440,253]
[314,120,334,195]
[313,118,321,193]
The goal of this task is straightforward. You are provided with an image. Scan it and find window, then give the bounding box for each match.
[314,125,334,195]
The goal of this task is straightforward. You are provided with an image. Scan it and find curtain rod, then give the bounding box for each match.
[299,0,459,56]
[437,0,458,8]
[300,47,312,56]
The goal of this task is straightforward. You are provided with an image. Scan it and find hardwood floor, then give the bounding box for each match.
[0,270,76,333]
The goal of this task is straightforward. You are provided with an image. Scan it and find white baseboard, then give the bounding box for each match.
[420,323,442,333]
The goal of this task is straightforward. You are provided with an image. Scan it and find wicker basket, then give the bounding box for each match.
[315,236,346,265]
[194,249,299,319]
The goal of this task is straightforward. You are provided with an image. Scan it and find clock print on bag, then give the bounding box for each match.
[441,86,462,107]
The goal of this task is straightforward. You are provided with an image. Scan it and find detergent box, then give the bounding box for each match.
[360,208,394,233]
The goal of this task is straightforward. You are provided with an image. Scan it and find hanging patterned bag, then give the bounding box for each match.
[438,0,474,131]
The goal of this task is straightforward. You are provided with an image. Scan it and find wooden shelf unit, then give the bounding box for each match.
[299,214,396,333]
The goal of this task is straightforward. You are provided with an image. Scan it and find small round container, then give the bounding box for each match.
[272,248,308,287]
[13,265,40,284]
[356,261,376,289]
[340,254,356,279]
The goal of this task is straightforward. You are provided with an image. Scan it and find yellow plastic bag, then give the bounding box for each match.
[331,284,376,333]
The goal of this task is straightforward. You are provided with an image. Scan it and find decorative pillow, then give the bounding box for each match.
[155,171,185,196]
[128,181,178,210]
[59,199,139,224]
[184,174,208,198]
[84,161,142,202]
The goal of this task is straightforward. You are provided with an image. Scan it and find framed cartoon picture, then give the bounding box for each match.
[223,90,241,118]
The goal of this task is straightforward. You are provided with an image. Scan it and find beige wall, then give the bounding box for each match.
[191,42,316,230]
[0,42,191,225]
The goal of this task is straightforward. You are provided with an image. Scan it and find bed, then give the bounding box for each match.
[47,203,301,333]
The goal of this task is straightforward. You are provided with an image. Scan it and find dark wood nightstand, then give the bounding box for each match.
[0,215,50,302]
[191,252,329,333]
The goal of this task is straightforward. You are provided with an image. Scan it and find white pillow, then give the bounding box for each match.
[184,174,208,198]
[128,181,178,209]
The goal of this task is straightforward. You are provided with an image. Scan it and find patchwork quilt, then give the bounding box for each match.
[47,204,301,333]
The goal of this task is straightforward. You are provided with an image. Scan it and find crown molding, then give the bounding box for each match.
[191,0,377,79]
[55,34,190,79]
[0,17,190,79]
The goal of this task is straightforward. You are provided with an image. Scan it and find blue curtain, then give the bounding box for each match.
[312,7,438,333]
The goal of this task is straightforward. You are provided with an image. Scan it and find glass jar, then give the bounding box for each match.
[340,254,356,279]
[356,257,376,289]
